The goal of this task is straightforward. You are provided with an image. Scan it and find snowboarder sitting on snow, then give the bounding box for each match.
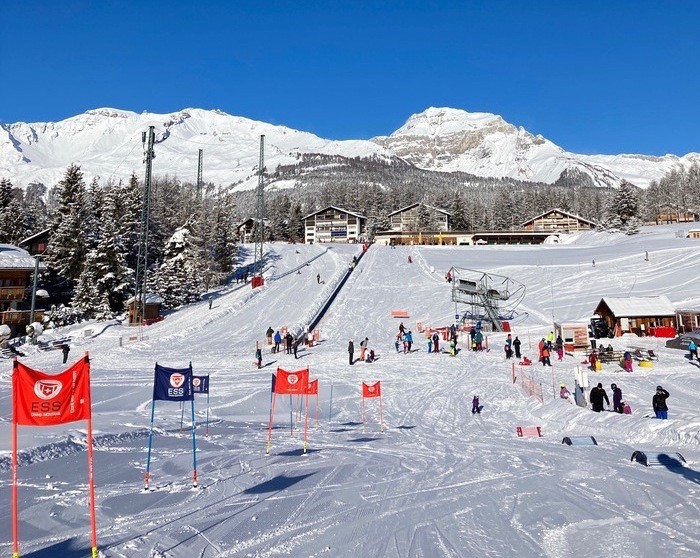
[367,349,376,363]
[471,395,481,414]
[559,383,571,400]
[622,401,632,414]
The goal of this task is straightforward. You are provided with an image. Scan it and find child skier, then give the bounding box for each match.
[471,395,481,414]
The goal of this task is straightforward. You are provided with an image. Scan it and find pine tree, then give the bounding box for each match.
[605,181,642,234]
[148,221,206,309]
[46,164,89,282]
[72,250,107,319]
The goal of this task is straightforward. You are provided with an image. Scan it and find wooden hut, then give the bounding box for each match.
[127,294,164,325]
[593,296,676,337]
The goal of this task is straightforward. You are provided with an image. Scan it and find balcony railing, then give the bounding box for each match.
[0,310,44,325]
[0,287,27,301]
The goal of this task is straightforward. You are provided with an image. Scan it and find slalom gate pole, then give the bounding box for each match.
[328,381,333,424]
[205,390,210,437]
[179,401,185,435]
[266,393,277,454]
[362,390,366,433]
[11,364,19,558]
[303,392,309,454]
[86,400,99,557]
[190,397,198,487]
[315,393,319,429]
[379,394,384,432]
[289,395,293,436]
[512,362,515,383]
[84,357,98,557]
[144,398,157,490]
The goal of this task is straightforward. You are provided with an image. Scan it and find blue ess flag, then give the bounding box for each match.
[153,364,194,401]
[192,375,209,394]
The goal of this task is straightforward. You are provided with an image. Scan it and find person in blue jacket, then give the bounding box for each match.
[688,339,697,361]
[273,330,282,354]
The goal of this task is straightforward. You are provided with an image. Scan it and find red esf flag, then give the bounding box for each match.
[305,379,318,395]
[362,381,381,398]
[13,357,92,426]
[272,368,309,395]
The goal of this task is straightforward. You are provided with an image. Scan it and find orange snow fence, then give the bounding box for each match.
[516,426,542,438]
[391,310,409,319]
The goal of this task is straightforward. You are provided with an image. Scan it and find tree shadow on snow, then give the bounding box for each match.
[24,538,90,558]
[243,472,316,494]
[658,454,700,485]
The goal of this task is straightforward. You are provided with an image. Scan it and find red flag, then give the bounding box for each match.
[362,381,381,398]
[274,368,309,395]
[305,379,318,395]
[13,357,91,426]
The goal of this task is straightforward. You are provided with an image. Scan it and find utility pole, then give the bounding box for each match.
[134,125,155,325]
[196,149,203,200]
[253,135,265,287]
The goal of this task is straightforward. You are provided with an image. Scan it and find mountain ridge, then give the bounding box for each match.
[1,106,697,191]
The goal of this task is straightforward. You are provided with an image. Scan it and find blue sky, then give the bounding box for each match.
[1,1,698,156]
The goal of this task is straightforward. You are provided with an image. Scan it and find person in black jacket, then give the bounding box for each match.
[513,336,521,359]
[589,382,609,412]
[348,340,354,365]
[653,386,670,419]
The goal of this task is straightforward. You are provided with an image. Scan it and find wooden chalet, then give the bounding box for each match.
[593,296,676,337]
[0,244,47,336]
[302,206,366,244]
[127,294,164,326]
[656,208,699,224]
[19,228,50,256]
[521,209,596,232]
[388,203,451,232]
[236,218,256,243]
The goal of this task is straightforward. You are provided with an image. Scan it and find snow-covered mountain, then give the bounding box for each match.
[372,107,700,188]
[1,107,697,190]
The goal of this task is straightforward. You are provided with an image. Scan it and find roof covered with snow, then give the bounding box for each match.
[597,295,675,317]
[0,244,42,270]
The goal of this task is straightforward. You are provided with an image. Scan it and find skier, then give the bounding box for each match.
[408,255,412,263]
[266,326,274,345]
[688,339,697,361]
[555,335,564,361]
[589,382,609,412]
[317,273,320,284]
[360,337,369,361]
[541,345,551,366]
[611,383,623,413]
[449,337,457,356]
[652,386,670,419]
[513,336,521,359]
[469,326,476,350]
[427,334,433,353]
[546,331,554,350]
[588,350,598,371]
[395,333,402,353]
[475,330,483,351]
[285,332,293,354]
[255,346,262,369]
[293,336,299,359]
[405,330,413,352]
[273,330,282,354]
[399,322,405,334]
[348,340,354,365]
[504,341,513,359]
[432,332,440,353]
[622,351,633,373]
[471,395,481,414]
[61,344,70,364]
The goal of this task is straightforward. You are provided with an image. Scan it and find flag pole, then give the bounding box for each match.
[266,393,277,454]
[85,355,99,557]
[179,400,185,435]
[205,388,210,438]
[190,396,198,488]
[11,360,19,558]
[328,381,333,424]
[144,397,156,490]
[289,394,293,436]
[379,393,385,432]
[303,391,309,454]
[361,383,366,433]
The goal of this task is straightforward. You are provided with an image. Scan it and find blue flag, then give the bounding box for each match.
[192,375,209,394]
[153,363,194,401]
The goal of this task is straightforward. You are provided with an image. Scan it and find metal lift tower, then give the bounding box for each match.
[252,135,265,288]
[134,125,155,324]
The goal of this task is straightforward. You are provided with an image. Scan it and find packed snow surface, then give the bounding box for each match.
[1,224,699,557]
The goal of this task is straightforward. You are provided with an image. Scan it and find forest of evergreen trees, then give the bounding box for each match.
[0,155,697,320]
